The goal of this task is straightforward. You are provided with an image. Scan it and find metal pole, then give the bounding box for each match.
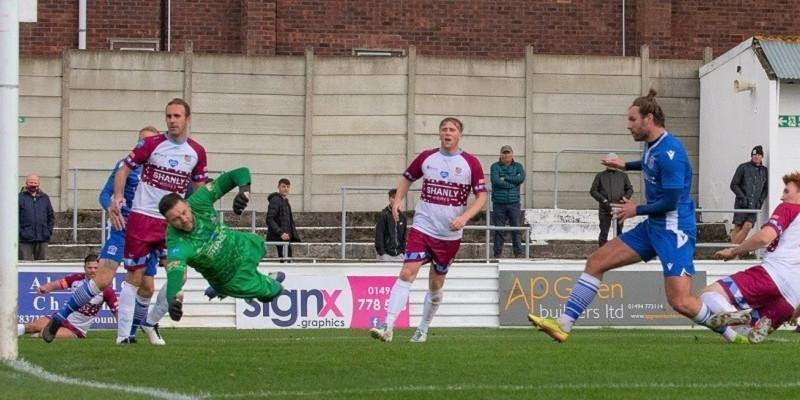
[0,0,20,360]
[553,150,562,208]
[525,227,530,259]
[485,195,491,261]
[250,210,256,233]
[73,169,78,243]
[101,209,106,246]
[340,187,347,259]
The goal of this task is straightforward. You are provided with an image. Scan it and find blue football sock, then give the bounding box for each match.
[54,280,100,323]
[130,294,151,337]
[563,273,601,322]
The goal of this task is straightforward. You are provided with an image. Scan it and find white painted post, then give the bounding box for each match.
[0,0,20,360]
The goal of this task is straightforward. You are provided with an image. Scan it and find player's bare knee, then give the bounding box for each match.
[398,269,416,283]
[667,296,694,316]
[94,261,118,288]
[137,285,154,298]
[398,263,421,282]
[584,252,607,277]
[428,278,444,292]
[126,269,145,286]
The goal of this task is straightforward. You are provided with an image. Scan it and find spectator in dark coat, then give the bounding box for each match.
[590,154,634,247]
[266,178,300,262]
[730,145,768,244]
[375,189,407,261]
[490,145,526,258]
[19,174,55,260]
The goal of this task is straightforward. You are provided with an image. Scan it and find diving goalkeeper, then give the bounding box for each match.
[158,167,285,321]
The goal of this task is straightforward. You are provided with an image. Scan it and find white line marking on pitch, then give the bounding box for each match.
[208,381,800,399]
[4,359,201,400]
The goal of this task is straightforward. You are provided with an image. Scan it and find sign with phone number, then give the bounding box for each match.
[235,275,410,330]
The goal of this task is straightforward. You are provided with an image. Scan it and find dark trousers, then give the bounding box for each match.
[493,202,522,257]
[598,209,624,247]
[275,243,292,263]
[19,241,48,261]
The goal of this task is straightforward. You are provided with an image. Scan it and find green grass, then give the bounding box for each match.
[3,328,800,400]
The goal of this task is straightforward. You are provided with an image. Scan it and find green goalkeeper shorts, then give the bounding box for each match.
[216,233,282,301]
[218,263,283,301]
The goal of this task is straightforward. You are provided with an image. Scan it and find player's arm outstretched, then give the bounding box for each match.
[195,167,252,215]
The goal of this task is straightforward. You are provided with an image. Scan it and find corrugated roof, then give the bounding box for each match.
[754,36,800,80]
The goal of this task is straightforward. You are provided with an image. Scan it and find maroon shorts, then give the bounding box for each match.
[719,265,795,328]
[124,212,167,271]
[404,228,461,275]
[59,318,86,338]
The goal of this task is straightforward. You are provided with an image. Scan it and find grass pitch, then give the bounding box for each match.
[3,327,800,400]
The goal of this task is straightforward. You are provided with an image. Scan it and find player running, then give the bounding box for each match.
[703,171,800,343]
[43,98,208,344]
[369,117,487,343]
[18,254,118,339]
[157,167,285,321]
[96,126,164,345]
[528,90,733,342]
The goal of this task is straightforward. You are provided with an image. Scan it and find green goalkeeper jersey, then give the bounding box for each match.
[164,167,262,301]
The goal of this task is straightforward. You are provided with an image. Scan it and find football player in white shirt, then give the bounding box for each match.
[370,117,487,343]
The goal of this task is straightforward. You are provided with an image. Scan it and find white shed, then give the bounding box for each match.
[699,36,800,223]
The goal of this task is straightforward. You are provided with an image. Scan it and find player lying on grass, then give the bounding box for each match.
[702,171,800,343]
[19,254,118,339]
[158,167,285,321]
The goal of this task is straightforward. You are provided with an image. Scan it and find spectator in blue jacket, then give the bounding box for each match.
[19,174,55,260]
[490,145,526,258]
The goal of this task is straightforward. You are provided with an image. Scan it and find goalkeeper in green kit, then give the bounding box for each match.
[158,167,285,321]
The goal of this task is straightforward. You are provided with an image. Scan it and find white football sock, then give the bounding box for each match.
[700,291,736,313]
[721,327,738,343]
[701,291,740,342]
[146,282,169,326]
[116,281,138,341]
[417,290,443,333]
[384,279,412,330]
[17,324,25,336]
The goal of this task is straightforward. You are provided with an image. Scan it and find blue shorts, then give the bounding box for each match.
[619,222,696,277]
[100,227,159,277]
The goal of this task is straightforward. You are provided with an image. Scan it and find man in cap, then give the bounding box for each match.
[490,145,526,258]
[590,153,634,247]
[730,145,768,244]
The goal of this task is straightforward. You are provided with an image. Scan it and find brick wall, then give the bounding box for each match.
[19,0,800,59]
[87,0,161,50]
[170,0,243,53]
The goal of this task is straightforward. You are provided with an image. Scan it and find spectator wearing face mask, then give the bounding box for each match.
[19,174,55,260]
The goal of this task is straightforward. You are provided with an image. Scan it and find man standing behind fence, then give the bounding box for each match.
[375,189,407,261]
[490,145,526,258]
[18,174,54,260]
[590,153,633,247]
[730,145,768,245]
[266,178,300,262]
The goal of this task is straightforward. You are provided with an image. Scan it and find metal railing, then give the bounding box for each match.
[695,208,761,249]
[69,167,225,243]
[553,148,642,209]
[464,225,532,261]
[339,185,532,261]
[339,186,421,259]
